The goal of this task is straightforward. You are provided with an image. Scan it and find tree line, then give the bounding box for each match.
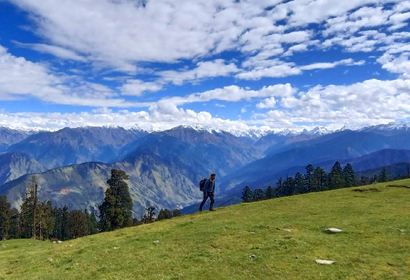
[242,162,394,202]
[0,169,181,241]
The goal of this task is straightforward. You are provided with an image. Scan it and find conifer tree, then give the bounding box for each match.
[242,186,253,202]
[84,209,98,235]
[99,169,133,231]
[68,210,90,238]
[142,206,156,223]
[8,208,20,239]
[157,209,172,220]
[312,167,327,192]
[328,162,344,189]
[265,186,275,199]
[282,176,294,196]
[294,172,305,194]
[305,164,315,192]
[0,196,10,240]
[343,163,356,187]
[172,209,181,217]
[275,177,283,197]
[253,189,266,201]
[378,166,388,182]
[20,187,35,238]
[61,206,69,240]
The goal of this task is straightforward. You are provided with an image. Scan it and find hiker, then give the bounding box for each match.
[199,173,216,211]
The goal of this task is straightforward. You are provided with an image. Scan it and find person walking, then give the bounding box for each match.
[199,173,216,211]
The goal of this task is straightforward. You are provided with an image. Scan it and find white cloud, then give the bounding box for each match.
[299,59,365,70]
[257,97,277,109]
[252,78,410,127]
[0,45,151,107]
[159,59,239,85]
[377,53,410,77]
[15,42,86,61]
[2,78,410,132]
[120,79,163,96]
[92,107,112,114]
[237,58,365,80]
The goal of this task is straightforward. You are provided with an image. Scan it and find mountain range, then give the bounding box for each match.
[1,122,410,217]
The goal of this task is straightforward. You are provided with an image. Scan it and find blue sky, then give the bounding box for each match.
[0,0,410,132]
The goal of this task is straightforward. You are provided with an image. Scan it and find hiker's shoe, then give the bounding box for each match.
[209,209,215,211]
[199,208,202,212]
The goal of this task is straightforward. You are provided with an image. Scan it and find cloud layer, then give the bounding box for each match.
[1,0,410,131]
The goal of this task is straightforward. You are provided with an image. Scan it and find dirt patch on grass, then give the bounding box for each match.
[387,184,410,189]
[352,188,381,193]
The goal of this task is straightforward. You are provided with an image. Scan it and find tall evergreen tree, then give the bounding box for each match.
[68,210,90,238]
[53,207,63,240]
[84,209,98,235]
[328,162,344,189]
[312,167,327,192]
[294,172,305,194]
[282,176,294,196]
[378,166,389,182]
[8,208,20,239]
[99,169,133,231]
[20,188,35,238]
[305,164,315,193]
[343,163,356,187]
[241,186,253,202]
[275,177,283,197]
[142,206,156,224]
[265,186,275,199]
[172,209,181,217]
[0,196,10,240]
[36,201,55,240]
[157,209,172,220]
[253,189,266,201]
[61,206,69,240]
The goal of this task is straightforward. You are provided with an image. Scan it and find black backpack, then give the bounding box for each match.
[199,178,207,191]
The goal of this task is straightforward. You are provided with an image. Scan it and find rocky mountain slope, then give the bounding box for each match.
[0,152,46,185]
[6,127,147,169]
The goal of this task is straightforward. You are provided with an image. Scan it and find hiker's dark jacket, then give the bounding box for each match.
[203,179,215,193]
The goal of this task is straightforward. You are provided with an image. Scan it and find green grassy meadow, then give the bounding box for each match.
[1,180,410,280]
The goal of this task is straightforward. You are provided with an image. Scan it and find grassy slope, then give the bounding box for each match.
[1,180,410,280]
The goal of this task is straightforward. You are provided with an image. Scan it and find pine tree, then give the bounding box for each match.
[68,210,90,238]
[0,196,11,240]
[282,176,294,196]
[36,201,55,240]
[142,206,156,223]
[242,186,253,202]
[305,164,315,193]
[172,209,181,217]
[8,208,20,239]
[253,189,266,201]
[275,178,283,197]
[99,169,133,231]
[61,206,69,240]
[265,186,275,199]
[52,207,63,240]
[20,186,35,238]
[84,209,98,235]
[157,209,172,220]
[312,167,327,192]
[328,162,344,189]
[294,172,305,194]
[343,163,356,187]
[378,167,388,182]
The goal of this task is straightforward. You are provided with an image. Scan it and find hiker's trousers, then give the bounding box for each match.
[199,192,215,210]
